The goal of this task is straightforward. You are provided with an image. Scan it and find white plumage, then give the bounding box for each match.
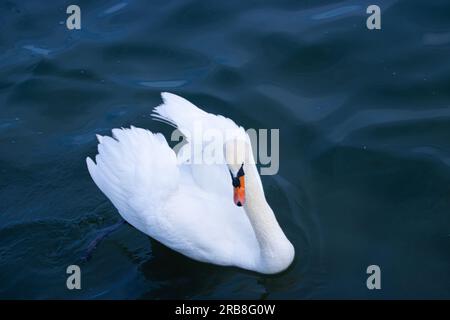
[87,92,294,274]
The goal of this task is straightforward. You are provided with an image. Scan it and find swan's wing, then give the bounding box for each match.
[152,92,241,138]
[152,92,247,195]
[86,126,179,235]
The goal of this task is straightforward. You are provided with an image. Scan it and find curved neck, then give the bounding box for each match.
[243,163,294,272]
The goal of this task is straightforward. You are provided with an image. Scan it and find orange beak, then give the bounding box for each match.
[233,176,245,206]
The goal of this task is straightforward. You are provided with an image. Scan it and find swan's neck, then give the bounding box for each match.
[243,164,294,273]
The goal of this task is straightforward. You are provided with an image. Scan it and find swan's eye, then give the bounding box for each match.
[230,170,240,187]
[230,163,245,207]
[236,163,244,177]
[232,176,240,188]
[229,163,244,187]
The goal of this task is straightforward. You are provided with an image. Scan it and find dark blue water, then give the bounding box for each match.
[1,0,449,299]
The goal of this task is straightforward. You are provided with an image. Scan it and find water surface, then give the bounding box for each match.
[0,0,449,299]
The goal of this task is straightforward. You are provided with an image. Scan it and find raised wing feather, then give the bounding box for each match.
[152,92,247,195]
[152,92,245,142]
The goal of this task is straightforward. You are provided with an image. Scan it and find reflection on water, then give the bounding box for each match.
[0,0,449,299]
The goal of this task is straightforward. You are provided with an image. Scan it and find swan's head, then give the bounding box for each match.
[224,138,251,207]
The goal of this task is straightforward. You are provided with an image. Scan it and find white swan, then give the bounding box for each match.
[86,93,294,274]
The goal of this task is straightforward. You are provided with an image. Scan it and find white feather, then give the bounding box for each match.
[87,93,294,273]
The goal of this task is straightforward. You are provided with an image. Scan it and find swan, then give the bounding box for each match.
[86,93,294,274]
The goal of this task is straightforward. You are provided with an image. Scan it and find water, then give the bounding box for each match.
[1,0,449,299]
